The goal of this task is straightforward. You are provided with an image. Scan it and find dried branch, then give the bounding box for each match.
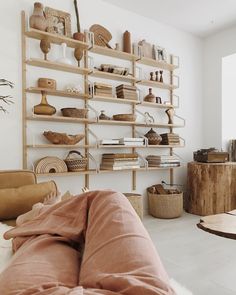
[0,95,14,105]
[74,0,81,33]
[0,79,14,88]
[0,106,7,113]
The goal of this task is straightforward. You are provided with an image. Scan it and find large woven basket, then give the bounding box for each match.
[147,187,183,219]
[64,150,87,172]
[123,193,143,220]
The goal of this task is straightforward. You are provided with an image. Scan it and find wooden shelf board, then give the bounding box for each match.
[136,57,178,71]
[98,145,146,148]
[137,101,174,108]
[26,87,88,99]
[146,166,181,171]
[90,95,138,104]
[97,119,135,126]
[25,28,88,49]
[27,115,96,124]
[146,144,185,148]
[136,80,178,90]
[36,170,97,177]
[96,120,183,128]
[99,167,146,173]
[26,59,90,74]
[89,70,136,83]
[135,122,184,128]
[27,144,94,149]
[89,45,138,61]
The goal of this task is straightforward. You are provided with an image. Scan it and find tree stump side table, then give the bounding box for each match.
[186,161,236,216]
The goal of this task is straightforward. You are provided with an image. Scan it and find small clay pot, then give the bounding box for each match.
[144,128,162,145]
[144,88,155,103]
[73,32,85,42]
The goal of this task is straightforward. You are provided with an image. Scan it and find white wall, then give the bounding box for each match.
[203,25,236,149]
[0,0,203,206]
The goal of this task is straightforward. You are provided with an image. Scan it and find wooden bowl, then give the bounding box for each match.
[113,114,137,122]
[43,131,84,145]
[61,108,88,118]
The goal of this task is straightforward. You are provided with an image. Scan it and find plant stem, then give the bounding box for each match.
[74,0,81,33]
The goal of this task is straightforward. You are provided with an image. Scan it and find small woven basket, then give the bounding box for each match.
[147,187,183,219]
[64,151,87,172]
[61,108,88,118]
[123,193,143,220]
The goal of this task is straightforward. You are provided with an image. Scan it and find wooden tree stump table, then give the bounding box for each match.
[186,161,236,216]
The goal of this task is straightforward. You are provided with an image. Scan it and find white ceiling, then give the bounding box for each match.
[102,0,236,37]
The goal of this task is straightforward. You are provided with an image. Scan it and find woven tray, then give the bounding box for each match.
[43,131,84,145]
[35,157,68,174]
[113,114,136,122]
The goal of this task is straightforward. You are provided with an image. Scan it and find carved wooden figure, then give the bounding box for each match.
[40,39,51,61]
[159,70,163,83]
[165,108,174,124]
[155,71,159,81]
[150,72,154,81]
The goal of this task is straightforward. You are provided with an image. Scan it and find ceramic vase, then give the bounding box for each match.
[34,91,56,116]
[29,2,47,31]
[57,43,73,65]
[144,88,156,103]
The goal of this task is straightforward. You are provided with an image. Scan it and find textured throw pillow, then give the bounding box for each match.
[0,181,57,220]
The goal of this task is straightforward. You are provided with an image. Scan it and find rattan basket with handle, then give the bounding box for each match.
[64,150,87,172]
[147,186,183,219]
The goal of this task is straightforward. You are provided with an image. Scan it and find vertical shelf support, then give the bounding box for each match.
[170,55,174,185]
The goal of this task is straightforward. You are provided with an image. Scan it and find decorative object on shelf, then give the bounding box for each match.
[146,155,180,167]
[0,79,14,113]
[193,148,229,163]
[64,150,87,171]
[43,131,84,145]
[144,88,155,103]
[144,128,162,145]
[155,71,159,81]
[229,139,236,161]
[138,40,153,59]
[74,47,83,66]
[165,108,174,124]
[61,107,88,118]
[123,193,143,220]
[144,112,154,124]
[115,43,121,51]
[159,70,164,83]
[94,82,113,97]
[113,113,137,122]
[100,153,140,170]
[123,30,131,54]
[89,24,112,48]
[73,0,84,41]
[99,110,110,120]
[156,96,162,104]
[96,64,129,76]
[40,39,51,61]
[38,78,56,90]
[35,156,68,174]
[56,43,72,65]
[119,137,145,147]
[153,45,167,62]
[147,184,183,219]
[160,133,180,145]
[45,7,72,37]
[29,2,47,31]
[66,84,82,93]
[150,72,154,81]
[33,91,56,115]
[116,84,137,100]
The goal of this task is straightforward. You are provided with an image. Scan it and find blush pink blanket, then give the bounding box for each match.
[0,190,175,295]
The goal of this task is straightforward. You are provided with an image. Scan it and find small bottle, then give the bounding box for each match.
[123,31,131,53]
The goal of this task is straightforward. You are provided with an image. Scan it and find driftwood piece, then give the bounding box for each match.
[197,210,236,240]
[187,162,236,216]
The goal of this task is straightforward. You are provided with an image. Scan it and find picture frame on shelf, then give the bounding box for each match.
[45,7,72,38]
[153,45,167,62]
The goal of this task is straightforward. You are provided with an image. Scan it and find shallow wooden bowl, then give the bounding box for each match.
[113,114,137,122]
[43,131,84,145]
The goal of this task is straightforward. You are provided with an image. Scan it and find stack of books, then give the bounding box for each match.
[160,133,180,145]
[100,139,120,145]
[116,84,138,100]
[119,137,145,146]
[100,153,140,170]
[146,155,180,167]
[94,82,113,97]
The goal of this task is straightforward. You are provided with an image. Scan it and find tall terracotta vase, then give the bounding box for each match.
[29,2,47,31]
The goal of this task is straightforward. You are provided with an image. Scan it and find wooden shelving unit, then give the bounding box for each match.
[22,10,183,190]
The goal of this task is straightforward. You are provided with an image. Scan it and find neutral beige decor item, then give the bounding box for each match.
[61,108,88,118]
[35,156,68,174]
[113,114,136,122]
[0,181,57,220]
[89,24,112,48]
[43,131,84,145]
[147,186,183,219]
[38,78,56,90]
[123,193,143,220]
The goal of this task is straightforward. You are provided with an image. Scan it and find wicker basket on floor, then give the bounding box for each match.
[147,187,183,219]
[123,193,143,220]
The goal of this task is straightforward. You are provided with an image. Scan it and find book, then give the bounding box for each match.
[100,165,141,170]
[102,153,138,159]
[100,139,120,145]
[119,137,144,142]
[122,142,145,146]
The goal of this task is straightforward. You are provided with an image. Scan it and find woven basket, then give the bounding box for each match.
[147,187,183,219]
[113,114,136,122]
[64,151,87,172]
[123,193,143,220]
[61,108,88,118]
